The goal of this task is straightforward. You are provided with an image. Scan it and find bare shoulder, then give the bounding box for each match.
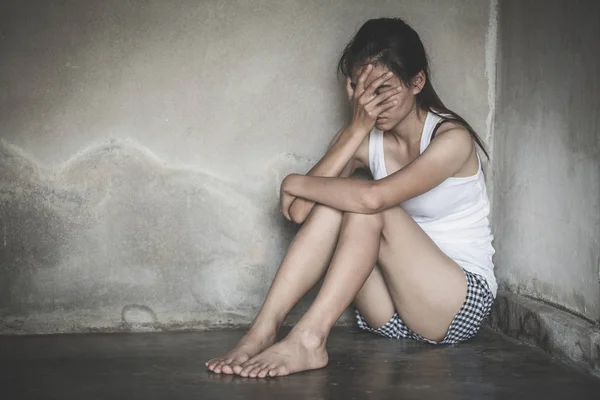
[431,122,474,156]
[430,121,478,176]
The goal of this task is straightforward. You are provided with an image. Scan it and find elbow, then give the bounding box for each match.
[360,182,384,214]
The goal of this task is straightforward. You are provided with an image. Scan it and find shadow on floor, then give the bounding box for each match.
[0,327,598,399]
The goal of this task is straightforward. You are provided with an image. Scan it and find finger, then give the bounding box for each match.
[365,86,402,108]
[372,98,399,115]
[282,200,292,221]
[282,206,290,221]
[362,71,394,99]
[355,64,373,95]
[346,77,354,101]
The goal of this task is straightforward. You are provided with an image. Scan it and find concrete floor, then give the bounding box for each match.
[0,327,599,400]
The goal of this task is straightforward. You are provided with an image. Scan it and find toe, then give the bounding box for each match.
[223,355,245,375]
[257,367,270,378]
[206,359,219,371]
[248,364,264,378]
[216,359,232,374]
[218,358,235,374]
[221,364,233,375]
[239,358,260,376]
[232,364,244,375]
[273,365,288,377]
[213,361,225,374]
[247,366,259,378]
[239,363,255,377]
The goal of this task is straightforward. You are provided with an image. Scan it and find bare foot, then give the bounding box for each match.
[205,327,277,375]
[236,328,329,378]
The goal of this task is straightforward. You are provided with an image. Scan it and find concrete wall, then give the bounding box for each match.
[493,0,600,321]
[0,0,495,334]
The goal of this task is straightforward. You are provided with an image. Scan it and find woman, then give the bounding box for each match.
[206,17,496,378]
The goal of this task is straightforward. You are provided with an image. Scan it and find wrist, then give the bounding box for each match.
[346,123,371,138]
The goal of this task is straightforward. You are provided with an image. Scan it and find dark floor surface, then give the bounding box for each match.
[0,327,599,400]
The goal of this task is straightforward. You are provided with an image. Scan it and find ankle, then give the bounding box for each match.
[248,319,279,337]
[289,326,328,349]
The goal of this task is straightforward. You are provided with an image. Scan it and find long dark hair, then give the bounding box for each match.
[337,17,489,159]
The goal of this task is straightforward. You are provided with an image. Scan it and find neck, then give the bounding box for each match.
[388,106,428,143]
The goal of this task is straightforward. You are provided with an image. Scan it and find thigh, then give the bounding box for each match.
[378,206,467,342]
[354,265,396,329]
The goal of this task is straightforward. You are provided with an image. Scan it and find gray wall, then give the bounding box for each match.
[493,0,600,321]
[0,0,495,334]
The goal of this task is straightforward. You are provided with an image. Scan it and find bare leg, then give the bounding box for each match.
[237,208,467,378]
[365,206,467,338]
[206,205,344,374]
[353,265,396,328]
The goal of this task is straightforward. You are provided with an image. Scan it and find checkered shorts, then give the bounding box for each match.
[355,270,494,344]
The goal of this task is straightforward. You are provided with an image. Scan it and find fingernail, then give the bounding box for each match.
[386,72,393,77]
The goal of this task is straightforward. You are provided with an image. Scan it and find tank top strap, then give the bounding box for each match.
[431,119,454,142]
[420,112,460,153]
[368,129,387,180]
[420,112,442,153]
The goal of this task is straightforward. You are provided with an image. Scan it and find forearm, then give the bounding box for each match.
[305,125,366,178]
[289,152,357,213]
[288,125,365,222]
[284,175,377,214]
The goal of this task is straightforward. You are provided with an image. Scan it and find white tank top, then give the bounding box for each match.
[368,111,497,296]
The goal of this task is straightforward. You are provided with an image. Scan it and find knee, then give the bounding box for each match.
[312,204,344,220]
[300,203,344,225]
[315,204,344,215]
[291,203,343,225]
[342,211,384,231]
